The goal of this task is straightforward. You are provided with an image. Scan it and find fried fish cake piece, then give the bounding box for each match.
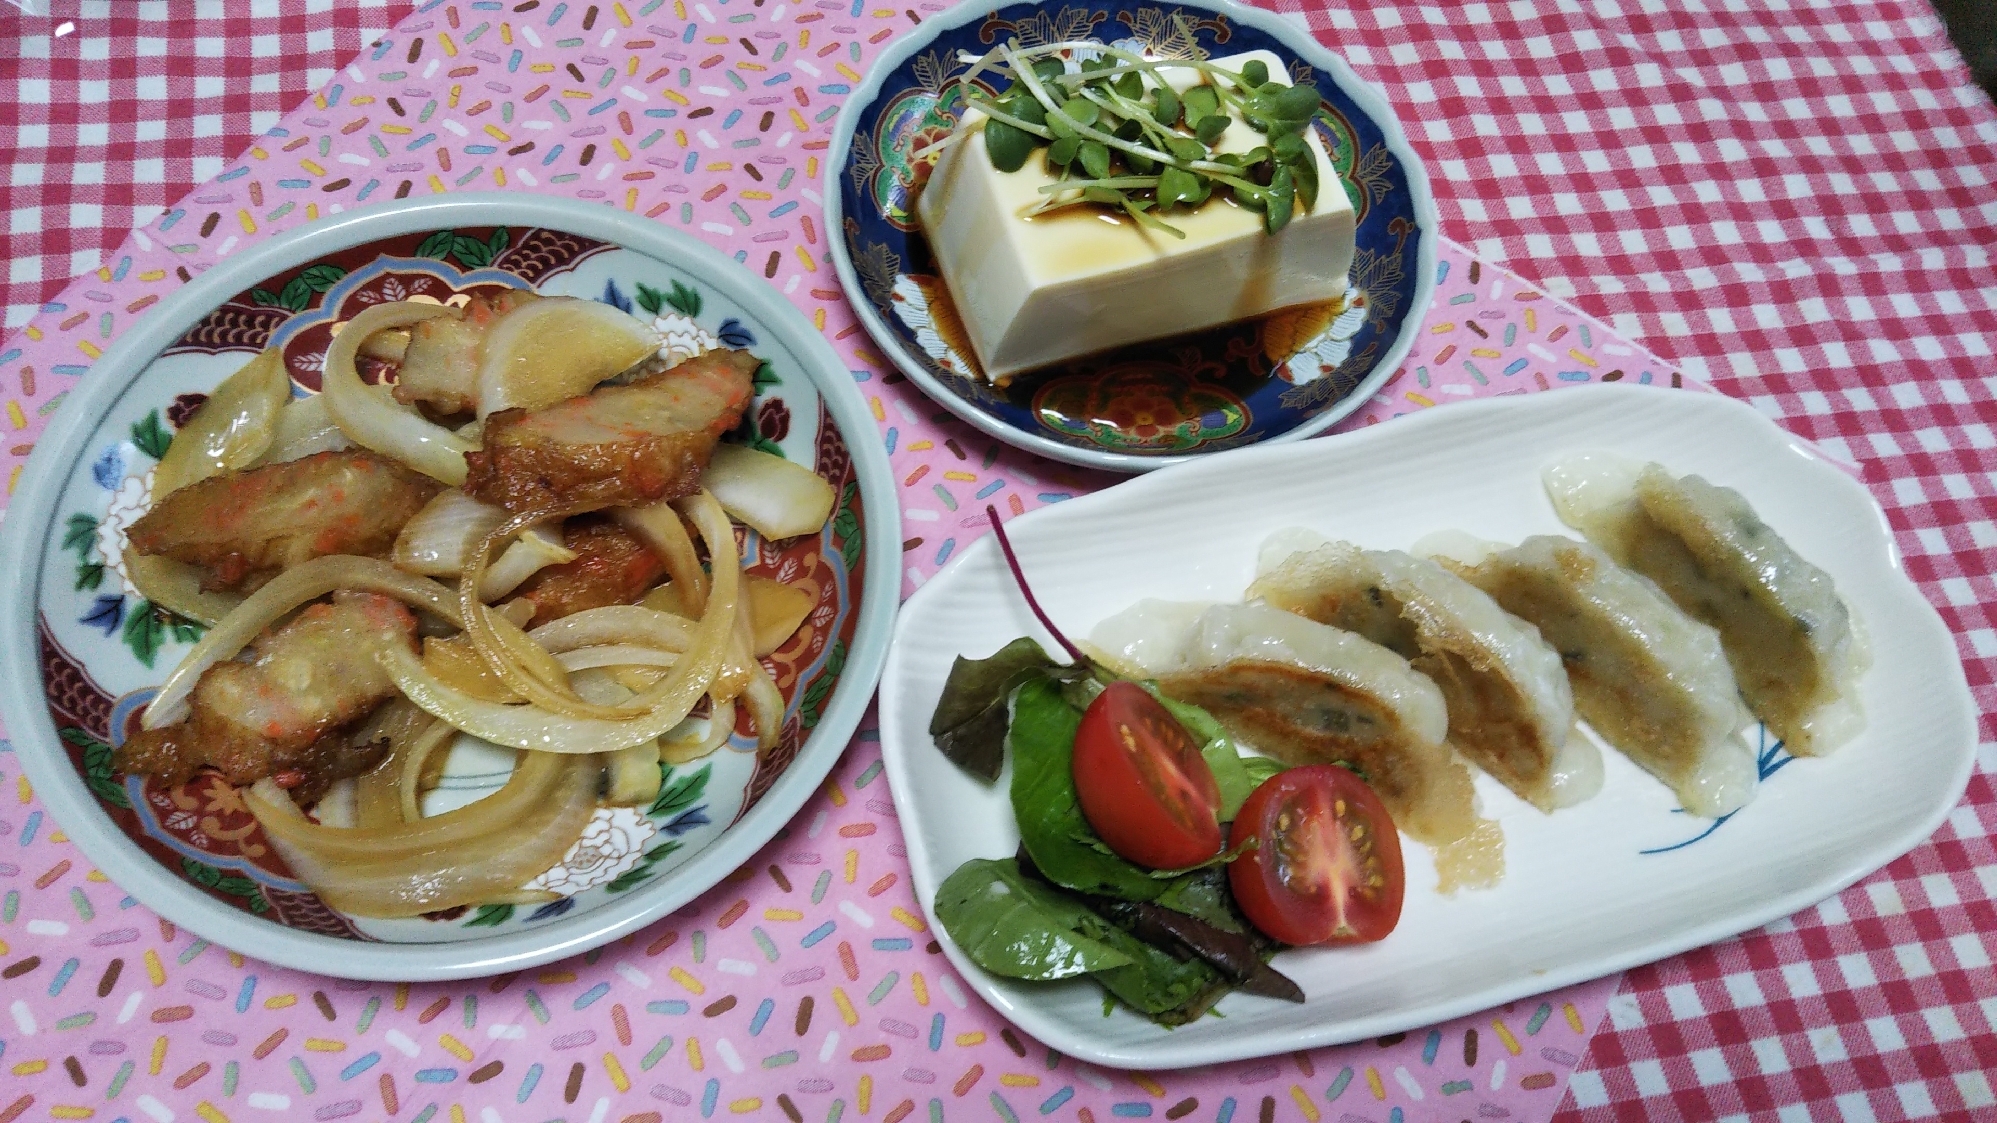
[512,516,668,626]
[127,449,442,590]
[390,288,541,415]
[115,591,420,801]
[462,348,757,514]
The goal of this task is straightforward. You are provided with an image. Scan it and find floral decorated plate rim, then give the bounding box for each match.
[0,193,902,982]
[825,0,1440,473]
[876,384,1976,1068]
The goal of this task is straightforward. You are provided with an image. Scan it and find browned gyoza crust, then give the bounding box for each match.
[126,449,443,591]
[1157,660,1480,852]
[463,349,758,514]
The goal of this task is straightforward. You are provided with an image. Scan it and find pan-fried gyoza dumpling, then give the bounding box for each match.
[1422,534,1756,819]
[1251,533,1600,813]
[1088,599,1503,891]
[1543,453,1868,756]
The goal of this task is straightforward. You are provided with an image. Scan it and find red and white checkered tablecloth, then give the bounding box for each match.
[3,1,1993,1120]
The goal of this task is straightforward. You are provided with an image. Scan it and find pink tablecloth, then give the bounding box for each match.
[2,2,1994,1121]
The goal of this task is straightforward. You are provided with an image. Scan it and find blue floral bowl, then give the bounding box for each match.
[827,0,1438,472]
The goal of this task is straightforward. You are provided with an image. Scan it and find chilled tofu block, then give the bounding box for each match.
[915,51,1356,383]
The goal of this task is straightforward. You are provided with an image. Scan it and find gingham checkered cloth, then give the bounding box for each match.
[3,1,1994,1119]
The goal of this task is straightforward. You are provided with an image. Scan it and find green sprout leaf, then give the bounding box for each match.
[984,120,1035,173]
[1077,140,1112,180]
[1181,85,1219,126]
[1156,167,1206,209]
[956,44,1320,239]
[1057,98,1099,129]
[1263,165,1297,234]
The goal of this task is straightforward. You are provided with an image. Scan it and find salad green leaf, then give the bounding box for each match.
[934,859,1135,980]
[1086,921,1232,1023]
[1150,865,1245,934]
[929,637,1073,781]
[1153,690,1285,820]
[1008,677,1167,903]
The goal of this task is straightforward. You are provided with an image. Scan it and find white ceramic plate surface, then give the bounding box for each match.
[877,384,1977,1069]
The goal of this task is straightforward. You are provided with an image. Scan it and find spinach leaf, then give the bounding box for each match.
[1242,755,1289,788]
[930,638,1068,781]
[1151,866,1244,933]
[1155,690,1283,820]
[1008,678,1165,903]
[1086,921,1232,1023]
[934,859,1134,980]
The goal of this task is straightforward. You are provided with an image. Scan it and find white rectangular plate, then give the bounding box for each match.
[877,384,1978,1070]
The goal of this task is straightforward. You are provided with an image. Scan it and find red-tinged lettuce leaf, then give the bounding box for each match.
[928,637,1072,782]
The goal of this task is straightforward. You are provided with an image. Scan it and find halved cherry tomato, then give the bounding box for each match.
[1227,765,1404,946]
[1072,681,1224,870]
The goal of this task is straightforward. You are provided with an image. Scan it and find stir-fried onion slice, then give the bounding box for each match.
[664,698,736,765]
[322,301,476,485]
[245,749,598,918]
[703,443,838,541]
[459,509,629,719]
[528,604,694,655]
[479,524,574,601]
[152,347,290,499]
[392,490,510,577]
[144,555,462,729]
[391,497,739,751]
[382,645,702,752]
[744,659,785,752]
[459,492,739,721]
[615,501,709,615]
[123,546,244,628]
[258,393,354,465]
[351,699,436,830]
[397,719,460,824]
[554,644,681,672]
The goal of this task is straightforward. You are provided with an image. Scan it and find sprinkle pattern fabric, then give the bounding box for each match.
[2,1,1994,1121]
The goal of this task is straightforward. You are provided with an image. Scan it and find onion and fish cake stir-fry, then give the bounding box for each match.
[110,290,838,919]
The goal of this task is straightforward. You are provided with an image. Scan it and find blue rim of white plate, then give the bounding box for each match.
[0,193,902,982]
[825,0,1440,473]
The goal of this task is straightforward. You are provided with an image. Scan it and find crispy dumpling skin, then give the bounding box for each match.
[1089,599,1503,891]
[1252,533,1599,813]
[1425,533,1756,819]
[1544,453,1867,756]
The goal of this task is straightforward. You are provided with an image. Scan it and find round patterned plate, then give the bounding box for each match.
[826,0,1438,472]
[0,194,900,980]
